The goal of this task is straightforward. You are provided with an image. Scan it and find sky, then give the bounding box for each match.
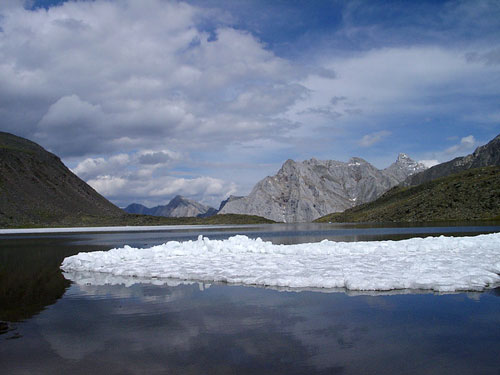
[1,0,499,208]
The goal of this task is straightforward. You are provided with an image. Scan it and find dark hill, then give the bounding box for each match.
[0,131,124,227]
[404,133,500,186]
[315,166,500,223]
[0,132,273,228]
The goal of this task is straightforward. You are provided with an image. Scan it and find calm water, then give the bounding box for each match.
[1,223,500,374]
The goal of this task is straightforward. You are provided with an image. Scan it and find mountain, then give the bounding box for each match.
[315,166,500,223]
[123,203,151,215]
[404,133,500,186]
[124,195,217,218]
[219,154,426,222]
[0,132,124,227]
[218,195,244,211]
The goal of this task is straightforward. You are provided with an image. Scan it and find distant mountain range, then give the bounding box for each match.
[219,153,427,222]
[3,130,498,227]
[124,196,217,218]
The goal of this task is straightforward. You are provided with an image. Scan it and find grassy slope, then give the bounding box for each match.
[3,213,275,229]
[315,166,500,223]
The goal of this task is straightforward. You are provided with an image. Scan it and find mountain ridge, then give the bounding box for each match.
[219,153,427,222]
[124,195,217,218]
[316,166,500,223]
[403,134,500,186]
[0,131,124,227]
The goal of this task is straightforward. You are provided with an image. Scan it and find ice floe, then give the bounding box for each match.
[61,233,500,293]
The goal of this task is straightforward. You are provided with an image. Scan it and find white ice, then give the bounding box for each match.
[61,233,500,292]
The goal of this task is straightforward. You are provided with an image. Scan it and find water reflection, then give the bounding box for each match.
[2,282,499,374]
[62,271,498,298]
[1,223,500,324]
[1,224,500,374]
[0,237,109,322]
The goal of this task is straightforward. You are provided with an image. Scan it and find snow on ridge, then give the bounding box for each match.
[61,233,500,293]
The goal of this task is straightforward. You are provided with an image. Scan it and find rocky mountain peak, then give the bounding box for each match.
[384,153,427,181]
[168,195,188,206]
[219,153,426,222]
[396,153,410,161]
[348,157,369,165]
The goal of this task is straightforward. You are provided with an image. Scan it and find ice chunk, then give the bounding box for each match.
[61,233,500,292]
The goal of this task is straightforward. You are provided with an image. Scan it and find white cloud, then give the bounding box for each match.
[72,154,130,180]
[0,0,304,157]
[1,1,499,205]
[416,135,482,166]
[445,135,477,155]
[418,159,439,168]
[73,151,236,207]
[87,175,128,197]
[358,130,391,147]
[290,46,500,138]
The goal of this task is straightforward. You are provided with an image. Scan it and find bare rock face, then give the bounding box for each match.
[218,195,244,211]
[219,154,426,222]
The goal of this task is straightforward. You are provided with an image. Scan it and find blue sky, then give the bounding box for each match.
[1,0,499,207]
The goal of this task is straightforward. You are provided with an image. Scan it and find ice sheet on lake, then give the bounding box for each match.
[61,233,500,292]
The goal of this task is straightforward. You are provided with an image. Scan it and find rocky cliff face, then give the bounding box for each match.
[125,195,217,218]
[218,195,244,211]
[219,154,426,222]
[404,133,500,186]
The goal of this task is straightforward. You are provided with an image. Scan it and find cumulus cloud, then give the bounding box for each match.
[72,154,130,181]
[86,173,237,208]
[1,0,499,205]
[73,151,236,207]
[444,135,477,155]
[0,0,305,158]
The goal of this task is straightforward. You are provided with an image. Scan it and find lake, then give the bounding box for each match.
[1,223,500,374]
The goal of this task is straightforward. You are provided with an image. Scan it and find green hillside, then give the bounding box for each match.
[315,166,500,223]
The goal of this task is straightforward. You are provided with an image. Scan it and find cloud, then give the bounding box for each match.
[72,154,130,181]
[416,135,484,166]
[466,48,500,66]
[73,151,236,207]
[444,135,477,155]
[418,159,439,168]
[0,0,305,158]
[1,0,499,205]
[138,150,181,165]
[86,173,237,208]
[358,131,391,147]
